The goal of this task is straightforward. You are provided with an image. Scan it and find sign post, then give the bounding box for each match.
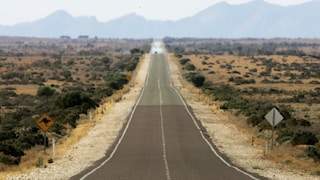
[36,113,55,154]
[265,108,284,149]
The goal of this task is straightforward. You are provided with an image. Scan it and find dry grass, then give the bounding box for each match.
[1,114,95,178]
[189,54,317,90]
[0,53,143,179]
[1,93,121,179]
[0,84,39,95]
[175,53,320,176]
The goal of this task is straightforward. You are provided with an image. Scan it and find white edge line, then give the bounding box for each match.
[165,54,260,180]
[80,50,153,180]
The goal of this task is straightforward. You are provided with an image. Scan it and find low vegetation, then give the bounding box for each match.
[164,37,320,164]
[0,37,151,167]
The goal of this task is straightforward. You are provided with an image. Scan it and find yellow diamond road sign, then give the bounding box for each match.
[36,113,55,132]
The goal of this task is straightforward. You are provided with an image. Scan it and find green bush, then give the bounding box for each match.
[0,144,24,157]
[185,73,205,87]
[291,130,318,146]
[307,143,320,162]
[37,86,55,97]
[115,57,140,72]
[125,57,139,71]
[0,143,24,165]
[175,54,183,58]
[179,58,190,65]
[55,91,97,112]
[35,156,44,168]
[185,63,196,71]
[105,72,128,90]
[298,119,312,127]
[277,129,294,144]
[1,72,25,80]
[0,154,21,165]
[246,115,264,127]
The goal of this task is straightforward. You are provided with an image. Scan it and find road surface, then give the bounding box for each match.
[72,42,264,180]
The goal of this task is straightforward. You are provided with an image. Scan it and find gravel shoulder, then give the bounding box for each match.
[167,53,319,180]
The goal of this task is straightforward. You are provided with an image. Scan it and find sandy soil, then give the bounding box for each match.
[7,49,319,179]
[167,54,319,180]
[6,53,150,180]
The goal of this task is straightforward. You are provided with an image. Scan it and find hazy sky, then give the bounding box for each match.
[0,0,313,25]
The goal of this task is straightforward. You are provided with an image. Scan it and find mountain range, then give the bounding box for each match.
[1,0,320,38]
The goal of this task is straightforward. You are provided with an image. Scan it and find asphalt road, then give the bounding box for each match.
[72,44,265,180]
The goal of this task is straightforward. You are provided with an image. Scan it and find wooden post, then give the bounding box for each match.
[43,132,46,154]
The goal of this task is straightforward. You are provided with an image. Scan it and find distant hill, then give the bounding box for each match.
[1,0,320,38]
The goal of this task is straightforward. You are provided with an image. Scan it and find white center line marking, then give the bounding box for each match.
[158,79,171,180]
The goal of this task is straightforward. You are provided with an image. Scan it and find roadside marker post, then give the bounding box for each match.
[52,137,56,160]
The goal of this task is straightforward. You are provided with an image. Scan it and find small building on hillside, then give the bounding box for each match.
[78,35,89,39]
[60,35,71,39]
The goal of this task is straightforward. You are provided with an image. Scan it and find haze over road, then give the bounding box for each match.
[72,42,264,180]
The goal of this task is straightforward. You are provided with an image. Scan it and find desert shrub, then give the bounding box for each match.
[257,120,273,131]
[64,110,80,128]
[124,57,139,71]
[231,70,241,74]
[37,86,55,97]
[175,54,183,58]
[0,131,16,141]
[185,73,205,87]
[55,91,97,112]
[0,143,24,158]
[105,72,128,90]
[184,63,196,71]
[113,56,140,71]
[249,68,257,73]
[90,56,111,69]
[1,72,24,80]
[298,119,312,127]
[277,129,294,144]
[16,133,44,150]
[66,59,74,66]
[0,154,21,165]
[203,84,236,101]
[35,156,44,167]
[309,80,320,84]
[60,70,73,81]
[179,58,190,65]
[291,130,318,146]
[247,115,264,126]
[130,48,143,54]
[50,122,66,136]
[228,77,256,85]
[307,143,320,162]
[93,87,113,100]
[32,59,51,68]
